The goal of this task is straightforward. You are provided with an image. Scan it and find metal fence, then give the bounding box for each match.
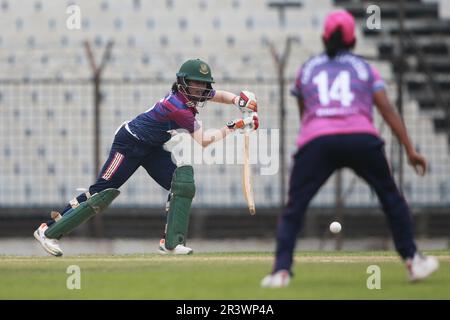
[1,77,449,212]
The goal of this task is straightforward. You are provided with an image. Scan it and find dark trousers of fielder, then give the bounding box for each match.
[273,134,417,273]
[47,126,176,226]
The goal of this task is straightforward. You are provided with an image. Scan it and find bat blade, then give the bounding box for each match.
[243,132,256,215]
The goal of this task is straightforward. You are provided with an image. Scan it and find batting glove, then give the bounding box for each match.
[234,91,258,113]
[227,114,259,131]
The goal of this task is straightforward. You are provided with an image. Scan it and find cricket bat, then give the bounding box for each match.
[243,131,256,215]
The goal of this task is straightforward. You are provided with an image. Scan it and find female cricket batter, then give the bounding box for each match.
[34,58,259,256]
[261,10,438,287]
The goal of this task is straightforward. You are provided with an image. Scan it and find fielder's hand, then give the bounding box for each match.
[227,114,259,131]
[407,150,427,176]
[234,91,258,113]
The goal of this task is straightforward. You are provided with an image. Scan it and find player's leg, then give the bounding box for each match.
[141,147,194,254]
[44,150,129,229]
[262,136,337,287]
[349,134,438,281]
[47,148,140,232]
[51,127,142,224]
[348,135,416,257]
[141,147,176,246]
[34,126,142,255]
[42,188,121,239]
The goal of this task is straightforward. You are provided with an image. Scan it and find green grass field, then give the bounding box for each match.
[0,251,449,299]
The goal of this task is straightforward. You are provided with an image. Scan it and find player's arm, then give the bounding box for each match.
[292,67,304,120]
[373,89,427,175]
[191,89,259,148]
[297,97,305,120]
[211,90,258,113]
[191,114,259,148]
[191,125,234,148]
[211,90,239,105]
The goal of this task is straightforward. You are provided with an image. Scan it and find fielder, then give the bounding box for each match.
[261,10,439,287]
[34,58,259,256]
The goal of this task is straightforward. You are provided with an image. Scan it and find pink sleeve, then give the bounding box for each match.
[371,66,385,93]
[168,109,200,133]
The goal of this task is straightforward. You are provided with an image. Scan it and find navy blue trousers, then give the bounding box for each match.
[273,134,417,273]
[48,126,176,225]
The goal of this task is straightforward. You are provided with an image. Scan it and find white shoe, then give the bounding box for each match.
[157,239,193,255]
[261,270,291,288]
[33,223,63,257]
[406,252,439,282]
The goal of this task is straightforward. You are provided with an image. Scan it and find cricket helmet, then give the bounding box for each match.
[176,59,215,107]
